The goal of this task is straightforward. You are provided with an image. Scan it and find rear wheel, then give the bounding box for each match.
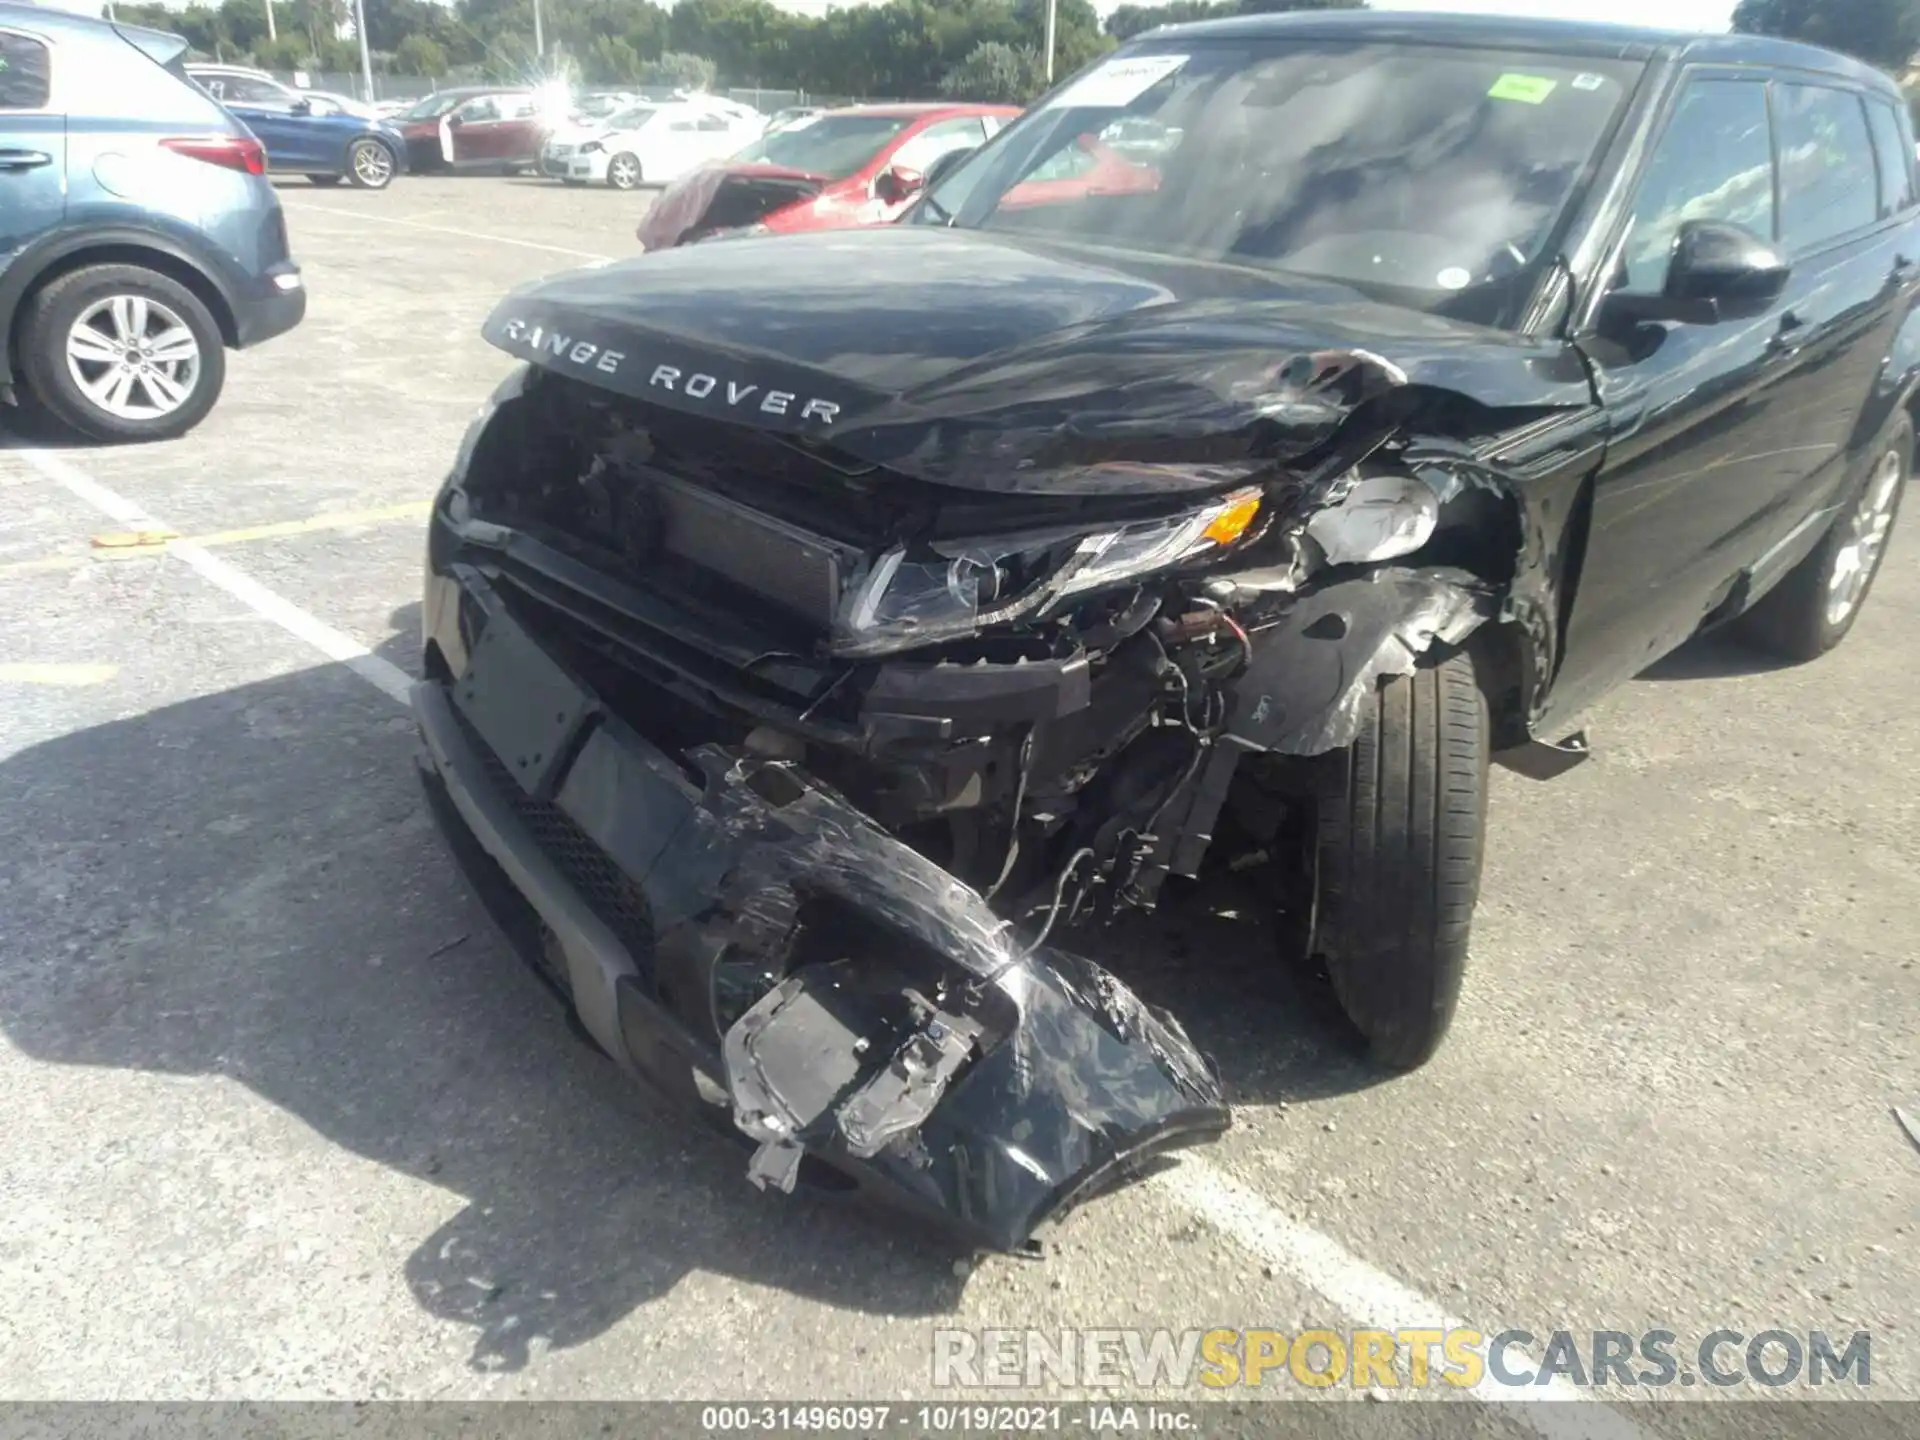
[346,138,396,190]
[17,264,225,443]
[607,152,642,190]
[1736,412,1909,662]
[1308,651,1489,1071]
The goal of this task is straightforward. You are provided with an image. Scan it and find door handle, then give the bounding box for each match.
[0,149,51,171]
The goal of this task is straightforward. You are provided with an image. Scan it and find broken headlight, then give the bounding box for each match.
[1302,470,1439,566]
[833,488,1262,655]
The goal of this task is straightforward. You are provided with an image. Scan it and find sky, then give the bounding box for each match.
[58,0,1744,23]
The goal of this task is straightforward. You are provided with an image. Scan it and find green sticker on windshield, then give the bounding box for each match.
[1488,73,1558,104]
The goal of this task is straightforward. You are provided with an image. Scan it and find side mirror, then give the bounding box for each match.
[1608,219,1790,326]
[875,164,924,205]
[920,147,971,191]
[291,97,313,115]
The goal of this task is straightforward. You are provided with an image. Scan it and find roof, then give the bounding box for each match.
[1147,9,1897,94]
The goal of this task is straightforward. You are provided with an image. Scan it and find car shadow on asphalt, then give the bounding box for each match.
[1635,629,1797,682]
[0,610,1380,1372]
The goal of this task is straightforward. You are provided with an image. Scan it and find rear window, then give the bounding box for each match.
[1774,82,1880,252]
[0,31,51,110]
[1867,99,1916,216]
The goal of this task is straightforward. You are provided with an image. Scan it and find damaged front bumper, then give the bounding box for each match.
[412,575,1230,1254]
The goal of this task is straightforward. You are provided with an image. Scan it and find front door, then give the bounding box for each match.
[1549,74,1818,723]
[1553,70,1911,724]
[0,27,64,258]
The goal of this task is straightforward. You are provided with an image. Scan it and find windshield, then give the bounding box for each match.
[730,113,916,179]
[917,40,1643,329]
[400,93,466,122]
[605,106,658,130]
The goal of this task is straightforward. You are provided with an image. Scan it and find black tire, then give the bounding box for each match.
[607,152,642,191]
[308,173,344,187]
[1735,412,1910,663]
[344,138,397,190]
[1312,650,1489,1071]
[16,263,226,444]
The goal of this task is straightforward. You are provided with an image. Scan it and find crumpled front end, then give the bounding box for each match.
[413,568,1228,1253]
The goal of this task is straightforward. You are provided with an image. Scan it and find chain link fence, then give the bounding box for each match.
[267,72,911,113]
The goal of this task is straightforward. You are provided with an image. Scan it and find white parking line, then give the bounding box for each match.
[279,202,616,263]
[9,446,414,706]
[7,443,1651,1437]
[1165,1161,1654,1436]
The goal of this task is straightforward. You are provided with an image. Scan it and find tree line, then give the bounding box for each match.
[101,0,1920,106]
[103,0,1377,102]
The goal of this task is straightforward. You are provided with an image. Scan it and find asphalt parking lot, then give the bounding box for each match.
[2,175,1917,1422]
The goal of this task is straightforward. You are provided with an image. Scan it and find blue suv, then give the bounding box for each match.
[0,5,304,442]
[188,65,406,189]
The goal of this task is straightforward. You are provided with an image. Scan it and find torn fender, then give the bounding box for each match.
[1224,569,1497,756]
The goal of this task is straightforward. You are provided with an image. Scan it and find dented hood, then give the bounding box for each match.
[483,226,1596,494]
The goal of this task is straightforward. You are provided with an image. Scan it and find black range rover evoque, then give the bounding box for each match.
[410,12,1915,1251]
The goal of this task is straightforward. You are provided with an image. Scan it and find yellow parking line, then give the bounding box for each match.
[0,500,433,577]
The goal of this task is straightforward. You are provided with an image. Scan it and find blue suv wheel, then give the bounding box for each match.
[19,263,226,442]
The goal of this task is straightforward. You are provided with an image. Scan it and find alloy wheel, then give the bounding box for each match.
[64,296,201,421]
[353,141,394,187]
[1826,445,1904,626]
[609,155,639,189]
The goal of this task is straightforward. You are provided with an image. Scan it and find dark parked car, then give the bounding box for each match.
[187,64,405,189]
[637,103,1018,249]
[0,6,304,441]
[412,13,1914,1248]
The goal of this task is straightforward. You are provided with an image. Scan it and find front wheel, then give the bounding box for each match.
[607,152,642,191]
[17,264,226,443]
[346,138,396,190]
[1308,650,1490,1071]
[1735,412,1909,662]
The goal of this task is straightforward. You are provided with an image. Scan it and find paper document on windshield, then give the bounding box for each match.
[1043,54,1188,110]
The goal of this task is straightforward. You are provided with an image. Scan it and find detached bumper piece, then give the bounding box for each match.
[413,599,1230,1254]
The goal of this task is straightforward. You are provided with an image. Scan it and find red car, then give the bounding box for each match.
[636,103,1021,249]
[397,86,547,174]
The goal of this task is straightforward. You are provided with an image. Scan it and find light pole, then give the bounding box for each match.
[1044,0,1057,82]
[353,0,374,103]
[533,0,545,59]
[264,0,276,43]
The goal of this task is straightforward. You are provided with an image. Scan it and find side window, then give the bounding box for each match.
[696,114,729,132]
[1774,82,1879,251]
[457,98,499,123]
[1866,99,1915,216]
[891,118,989,174]
[1616,78,1774,294]
[0,31,51,110]
[503,97,537,120]
[227,77,290,106]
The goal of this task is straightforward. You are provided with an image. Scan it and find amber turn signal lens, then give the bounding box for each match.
[1201,492,1261,546]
